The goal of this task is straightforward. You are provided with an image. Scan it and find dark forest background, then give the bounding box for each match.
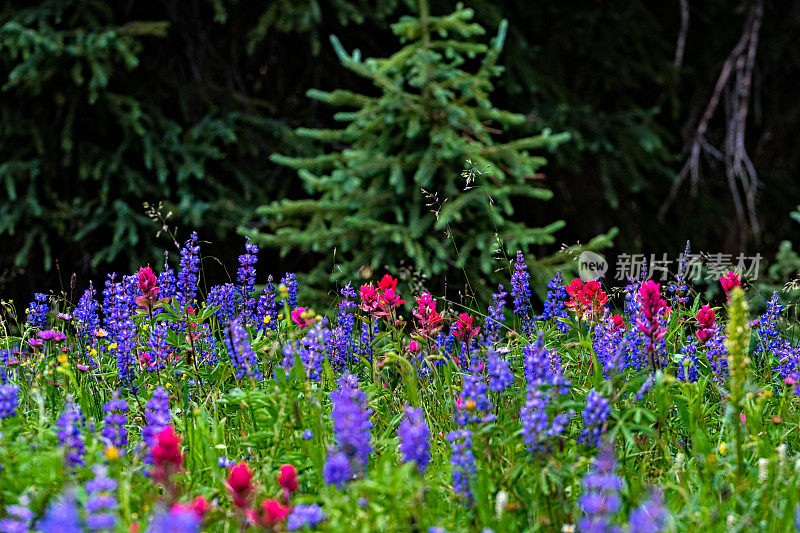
[2,0,799,309]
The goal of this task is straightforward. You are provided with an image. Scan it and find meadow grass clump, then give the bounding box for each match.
[1,234,800,531]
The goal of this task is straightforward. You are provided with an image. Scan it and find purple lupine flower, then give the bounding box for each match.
[520,389,550,453]
[578,389,610,448]
[520,370,573,454]
[578,444,622,533]
[331,284,357,369]
[206,284,236,324]
[56,399,86,468]
[286,504,326,531]
[142,387,170,449]
[147,508,200,533]
[510,251,533,334]
[225,320,263,381]
[523,333,562,386]
[101,393,129,452]
[255,276,278,333]
[668,240,691,304]
[146,322,171,372]
[0,349,9,384]
[754,291,784,364]
[456,370,494,426]
[633,375,655,403]
[322,450,352,487]
[25,292,49,329]
[677,342,698,383]
[85,465,118,531]
[443,332,457,360]
[39,490,82,533]
[0,384,20,419]
[446,429,476,503]
[104,276,136,384]
[704,326,729,384]
[0,502,34,533]
[158,251,177,301]
[176,232,200,311]
[196,324,218,365]
[398,406,430,473]
[282,320,330,381]
[592,314,627,377]
[483,286,507,347]
[280,273,298,309]
[324,374,373,484]
[74,284,100,344]
[627,490,667,532]
[236,237,259,321]
[538,271,570,332]
[486,348,513,392]
[356,322,372,361]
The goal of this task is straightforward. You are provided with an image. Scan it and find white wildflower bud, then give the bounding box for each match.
[727,515,735,528]
[758,458,769,483]
[675,452,686,472]
[495,490,508,519]
[777,443,788,476]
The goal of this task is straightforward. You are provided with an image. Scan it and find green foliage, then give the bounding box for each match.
[0,1,287,275]
[247,1,610,297]
[243,0,401,55]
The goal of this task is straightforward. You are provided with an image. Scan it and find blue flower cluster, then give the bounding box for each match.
[225,320,263,381]
[207,283,236,323]
[486,348,513,392]
[287,504,326,531]
[255,276,278,333]
[236,236,259,320]
[446,429,476,503]
[578,444,622,533]
[538,271,570,332]
[101,394,129,452]
[510,251,533,334]
[142,387,170,450]
[74,283,100,344]
[398,406,430,473]
[148,508,200,533]
[332,284,357,369]
[323,374,373,487]
[456,369,495,426]
[38,490,81,533]
[26,292,48,329]
[104,276,136,383]
[578,389,610,448]
[754,292,784,364]
[56,399,86,468]
[176,232,200,311]
[282,320,331,381]
[0,502,34,533]
[483,285,507,347]
[85,465,118,530]
[0,384,20,419]
[280,273,298,308]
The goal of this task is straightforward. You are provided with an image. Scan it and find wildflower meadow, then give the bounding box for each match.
[2,233,800,532]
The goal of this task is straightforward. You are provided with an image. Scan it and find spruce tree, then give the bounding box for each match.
[247,1,610,297]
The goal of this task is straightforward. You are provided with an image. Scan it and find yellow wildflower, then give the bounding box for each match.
[104,446,120,461]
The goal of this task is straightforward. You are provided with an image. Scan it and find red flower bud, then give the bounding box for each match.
[152,426,183,469]
[227,462,254,508]
[277,464,298,493]
[257,499,290,528]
